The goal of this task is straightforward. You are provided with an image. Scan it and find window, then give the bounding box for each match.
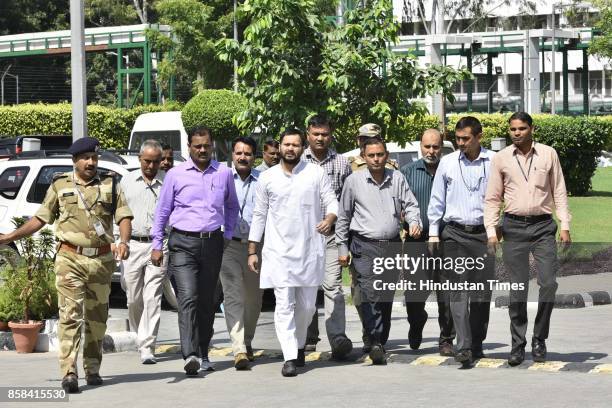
[0,166,30,200]
[27,166,72,204]
[390,152,418,168]
[129,131,182,152]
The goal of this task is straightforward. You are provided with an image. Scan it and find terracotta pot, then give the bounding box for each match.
[0,321,9,331]
[8,321,43,353]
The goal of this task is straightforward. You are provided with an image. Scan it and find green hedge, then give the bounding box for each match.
[182,90,248,141]
[447,113,612,196]
[0,102,182,149]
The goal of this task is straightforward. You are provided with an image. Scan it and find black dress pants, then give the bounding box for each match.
[168,231,224,359]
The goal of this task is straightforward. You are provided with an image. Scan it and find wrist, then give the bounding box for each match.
[119,241,129,247]
[248,253,257,256]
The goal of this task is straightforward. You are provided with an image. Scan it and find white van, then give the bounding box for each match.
[129,111,189,160]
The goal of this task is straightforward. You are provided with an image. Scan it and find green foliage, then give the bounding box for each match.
[217,0,470,141]
[446,113,612,196]
[589,0,612,61]
[182,90,248,141]
[0,218,58,322]
[0,103,182,149]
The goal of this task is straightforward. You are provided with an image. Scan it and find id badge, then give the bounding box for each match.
[239,219,249,234]
[93,220,106,237]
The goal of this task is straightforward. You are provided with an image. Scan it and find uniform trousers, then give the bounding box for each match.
[441,224,493,352]
[306,234,348,344]
[55,250,115,377]
[121,240,167,354]
[168,231,224,359]
[274,286,318,361]
[219,239,263,355]
[502,216,558,351]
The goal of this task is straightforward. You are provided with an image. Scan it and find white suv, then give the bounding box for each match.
[342,141,455,168]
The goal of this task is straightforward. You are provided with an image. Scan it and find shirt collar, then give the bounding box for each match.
[232,167,259,182]
[136,170,163,185]
[304,146,336,163]
[186,157,219,172]
[459,147,490,163]
[511,141,537,156]
[71,171,100,186]
[366,168,393,187]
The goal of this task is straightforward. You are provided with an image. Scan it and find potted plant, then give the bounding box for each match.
[0,217,57,353]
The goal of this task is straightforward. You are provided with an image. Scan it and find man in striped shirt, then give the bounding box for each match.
[302,114,354,359]
[401,129,455,357]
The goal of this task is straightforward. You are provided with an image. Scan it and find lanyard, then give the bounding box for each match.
[239,177,252,219]
[458,155,486,193]
[515,154,534,183]
[144,179,158,199]
[73,173,100,214]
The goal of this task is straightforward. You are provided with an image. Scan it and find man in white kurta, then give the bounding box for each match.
[248,129,338,377]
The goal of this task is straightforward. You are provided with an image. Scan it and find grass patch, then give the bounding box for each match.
[567,167,612,242]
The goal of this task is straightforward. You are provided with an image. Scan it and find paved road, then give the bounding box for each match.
[2,302,612,407]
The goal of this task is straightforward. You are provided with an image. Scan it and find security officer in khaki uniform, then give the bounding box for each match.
[0,137,133,393]
[347,123,398,353]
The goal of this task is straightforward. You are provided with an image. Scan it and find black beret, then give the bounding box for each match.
[68,137,100,156]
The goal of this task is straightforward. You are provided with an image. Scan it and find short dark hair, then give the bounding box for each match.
[362,138,387,152]
[188,126,212,144]
[508,111,533,126]
[263,139,280,151]
[279,128,306,146]
[455,116,483,137]
[307,114,333,130]
[161,143,172,151]
[232,136,257,154]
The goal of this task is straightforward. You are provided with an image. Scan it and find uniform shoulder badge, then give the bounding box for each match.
[52,172,69,182]
[386,159,399,170]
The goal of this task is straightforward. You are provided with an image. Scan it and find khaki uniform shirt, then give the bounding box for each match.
[35,172,133,248]
[348,155,399,172]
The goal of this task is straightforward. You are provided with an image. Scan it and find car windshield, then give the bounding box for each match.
[389,151,418,168]
[130,131,181,151]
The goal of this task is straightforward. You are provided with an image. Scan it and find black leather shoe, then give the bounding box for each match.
[472,345,485,359]
[85,373,103,386]
[455,349,472,367]
[439,342,454,357]
[331,335,353,360]
[369,344,386,365]
[408,311,428,350]
[61,373,79,393]
[296,349,305,367]
[508,348,525,367]
[532,338,547,363]
[282,360,297,377]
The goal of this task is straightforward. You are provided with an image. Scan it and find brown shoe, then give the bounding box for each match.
[439,342,454,357]
[234,352,250,370]
[246,345,255,362]
[61,373,79,393]
[85,373,103,386]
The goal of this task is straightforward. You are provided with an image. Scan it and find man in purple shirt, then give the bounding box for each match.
[151,126,239,376]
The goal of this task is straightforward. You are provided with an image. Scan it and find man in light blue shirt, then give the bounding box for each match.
[219,136,263,370]
[427,116,495,367]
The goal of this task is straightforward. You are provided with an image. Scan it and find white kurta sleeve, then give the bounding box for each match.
[248,176,269,243]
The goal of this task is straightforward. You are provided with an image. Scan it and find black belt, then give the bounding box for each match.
[131,236,152,243]
[504,213,552,224]
[351,232,401,243]
[447,221,486,234]
[231,237,248,243]
[172,227,222,239]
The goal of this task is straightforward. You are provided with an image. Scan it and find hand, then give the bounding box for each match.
[338,255,350,267]
[316,219,334,236]
[151,249,164,267]
[114,242,130,260]
[487,236,499,256]
[428,236,440,253]
[559,230,571,250]
[248,254,259,273]
[408,224,422,239]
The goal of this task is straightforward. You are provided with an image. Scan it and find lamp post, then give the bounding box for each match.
[550,1,593,115]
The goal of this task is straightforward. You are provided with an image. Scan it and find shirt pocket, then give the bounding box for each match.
[58,194,78,220]
[533,168,549,190]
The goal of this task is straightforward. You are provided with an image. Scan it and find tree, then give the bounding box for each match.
[589,0,612,62]
[217,0,470,146]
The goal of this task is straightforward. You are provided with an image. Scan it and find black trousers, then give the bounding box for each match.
[441,224,493,351]
[350,235,396,346]
[168,231,224,359]
[502,217,558,351]
[404,236,455,346]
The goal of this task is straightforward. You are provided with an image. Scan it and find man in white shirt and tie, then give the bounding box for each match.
[248,128,337,377]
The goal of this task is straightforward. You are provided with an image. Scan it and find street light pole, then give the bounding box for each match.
[551,2,557,114]
[70,0,87,141]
